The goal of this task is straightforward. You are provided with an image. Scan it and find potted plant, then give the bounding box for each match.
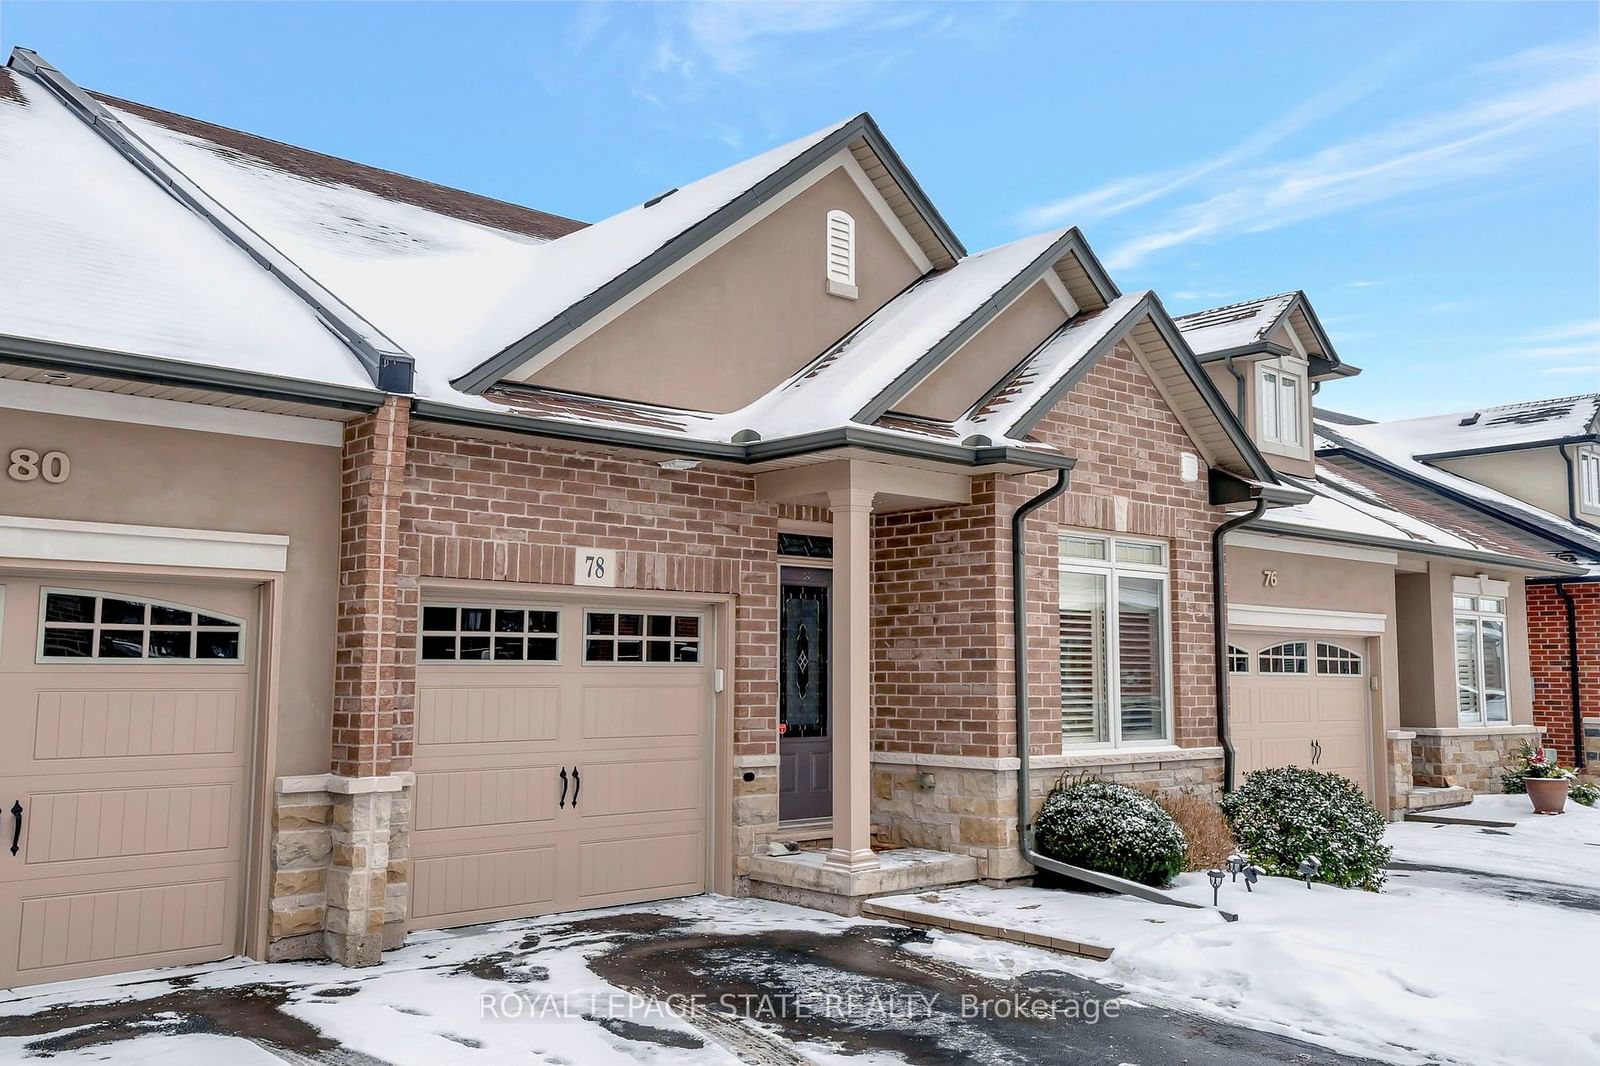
[1510,739,1573,815]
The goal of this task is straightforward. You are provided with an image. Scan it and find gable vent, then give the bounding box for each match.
[825,209,858,298]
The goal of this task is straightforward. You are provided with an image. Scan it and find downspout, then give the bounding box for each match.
[1011,470,1207,912]
[1213,498,1269,792]
[1555,580,1586,769]
[1224,353,1247,422]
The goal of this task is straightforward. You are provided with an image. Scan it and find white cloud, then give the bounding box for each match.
[1519,319,1600,343]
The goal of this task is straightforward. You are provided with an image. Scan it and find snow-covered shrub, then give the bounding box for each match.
[1034,778,1187,887]
[1570,779,1598,807]
[1221,767,1391,891]
[1157,790,1236,871]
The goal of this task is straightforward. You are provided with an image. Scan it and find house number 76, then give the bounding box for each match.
[1262,569,1279,587]
[7,448,70,484]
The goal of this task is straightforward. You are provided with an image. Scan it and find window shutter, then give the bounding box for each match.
[1058,606,1104,743]
[825,210,855,287]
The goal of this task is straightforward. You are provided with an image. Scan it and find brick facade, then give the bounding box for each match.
[1527,580,1599,765]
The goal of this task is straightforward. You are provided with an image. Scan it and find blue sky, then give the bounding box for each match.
[3,1,1596,419]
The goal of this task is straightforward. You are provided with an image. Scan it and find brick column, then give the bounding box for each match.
[327,395,411,965]
[825,486,879,873]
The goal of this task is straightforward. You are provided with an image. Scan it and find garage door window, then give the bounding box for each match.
[421,604,560,663]
[1058,533,1171,748]
[1257,641,1308,674]
[1315,642,1363,676]
[1455,595,1508,725]
[37,588,243,662]
[584,611,701,664]
[1227,645,1249,674]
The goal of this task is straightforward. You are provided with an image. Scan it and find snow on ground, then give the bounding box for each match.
[1386,792,1599,887]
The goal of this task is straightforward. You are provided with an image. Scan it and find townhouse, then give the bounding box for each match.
[0,47,1583,992]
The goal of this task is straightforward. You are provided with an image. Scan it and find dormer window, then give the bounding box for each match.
[825,209,858,299]
[1257,360,1307,455]
[1579,446,1600,515]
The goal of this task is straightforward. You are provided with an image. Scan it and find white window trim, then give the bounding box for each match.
[1454,596,1510,727]
[1254,356,1310,459]
[36,586,247,665]
[1314,640,1365,677]
[419,601,564,666]
[1058,531,1175,751]
[1577,445,1600,517]
[581,608,705,667]
[0,515,288,573]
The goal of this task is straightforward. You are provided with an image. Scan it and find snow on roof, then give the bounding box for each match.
[1259,455,1577,569]
[1172,292,1299,356]
[109,99,855,401]
[1314,419,1600,562]
[960,293,1149,436]
[0,69,372,390]
[1342,394,1600,458]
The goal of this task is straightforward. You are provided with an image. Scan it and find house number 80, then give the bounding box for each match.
[8,449,70,484]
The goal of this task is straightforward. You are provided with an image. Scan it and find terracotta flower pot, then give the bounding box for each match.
[1525,777,1570,815]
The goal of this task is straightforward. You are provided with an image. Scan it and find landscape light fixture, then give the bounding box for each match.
[1297,856,1322,889]
[1207,868,1225,907]
[1243,865,1263,892]
[1226,854,1245,881]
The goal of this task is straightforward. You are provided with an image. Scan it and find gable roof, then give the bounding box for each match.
[1174,290,1353,379]
[1256,453,1584,575]
[1317,415,1600,562]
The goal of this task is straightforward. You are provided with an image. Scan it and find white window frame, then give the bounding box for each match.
[35,586,246,665]
[1256,640,1310,675]
[1578,445,1600,517]
[582,609,704,667]
[1255,356,1309,458]
[419,601,563,665]
[1454,593,1510,726]
[1057,532,1174,751]
[824,209,858,300]
[1227,644,1250,674]
[1315,641,1364,676]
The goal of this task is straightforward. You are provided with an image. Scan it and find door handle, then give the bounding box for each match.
[558,768,568,809]
[9,801,21,856]
[571,767,581,809]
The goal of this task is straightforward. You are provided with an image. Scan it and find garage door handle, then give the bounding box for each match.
[558,768,568,809]
[9,801,21,856]
[571,767,581,809]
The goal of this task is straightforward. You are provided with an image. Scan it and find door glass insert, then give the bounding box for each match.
[780,579,829,738]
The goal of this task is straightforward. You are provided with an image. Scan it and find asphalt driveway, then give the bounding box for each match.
[0,896,1381,1066]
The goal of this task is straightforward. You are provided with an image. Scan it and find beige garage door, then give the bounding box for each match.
[410,597,711,930]
[0,576,254,989]
[1229,635,1372,796]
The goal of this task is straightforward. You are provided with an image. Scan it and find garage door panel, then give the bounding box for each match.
[24,783,234,865]
[416,683,561,749]
[575,757,702,820]
[410,845,558,925]
[580,682,703,740]
[577,832,703,903]
[27,687,241,766]
[413,766,561,833]
[14,878,229,978]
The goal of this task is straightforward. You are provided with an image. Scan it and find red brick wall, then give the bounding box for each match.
[394,427,827,764]
[870,341,1225,757]
[1528,580,1600,763]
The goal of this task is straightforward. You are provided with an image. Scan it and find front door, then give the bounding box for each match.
[778,568,832,821]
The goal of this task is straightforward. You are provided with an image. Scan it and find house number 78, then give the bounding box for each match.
[7,448,70,484]
[1262,569,1279,587]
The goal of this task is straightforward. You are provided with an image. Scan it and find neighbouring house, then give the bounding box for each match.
[1173,296,1589,817]
[1314,396,1600,771]
[0,48,1314,987]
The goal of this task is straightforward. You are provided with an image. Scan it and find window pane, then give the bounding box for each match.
[585,639,614,662]
[1060,535,1107,561]
[197,631,240,660]
[647,614,672,637]
[646,641,672,663]
[422,606,456,632]
[42,628,92,658]
[616,614,644,638]
[1114,541,1165,566]
[1477,598,1504,615]
[45,593,96,624]
[493,637,525,661]
[495,610,525,633]
[1316,642,1362,676]
[459,635,491,660]
[1227,645,1249,673]
[150,605,193,626]
[99,630,144,658]
[1452,595,1475,612]
[197,614,238,628]
[421,636,455,661]
[1280,377,1300,445]
[148,630,193,659]
[674,616,700,638]
[674,642,700,663]
[1059,572,1108,744]
[616,640,644,662]
[528,637,559,662]
[1455,618,1481,724]
[1482,621,1508,723]
[529,611,559,634]
[587,613,615,636]
[1259,642,1308,674]
[1117,576,1167,742]
[100,598,145,625]
[459,608,491,633]
[1260,372,1279,440]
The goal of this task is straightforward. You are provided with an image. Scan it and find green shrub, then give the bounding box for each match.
[1570,779,1598,808]
[1035,778,1187,887]
[1221,767,1391,891]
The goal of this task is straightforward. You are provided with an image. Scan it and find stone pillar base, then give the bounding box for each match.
[1409,726,1540,794]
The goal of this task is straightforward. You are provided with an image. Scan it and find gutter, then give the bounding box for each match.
[1249,518,1586,577]
[1009,469,1209,913]
[1554,580,1587,769]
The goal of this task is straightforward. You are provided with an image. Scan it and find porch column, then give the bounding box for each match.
[824,486,879,873]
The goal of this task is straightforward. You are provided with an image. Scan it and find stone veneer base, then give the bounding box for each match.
[1410,725,1540,794]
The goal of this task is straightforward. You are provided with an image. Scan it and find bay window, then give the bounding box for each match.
[1058,533,1171,748]
[1455,594,1509,725]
